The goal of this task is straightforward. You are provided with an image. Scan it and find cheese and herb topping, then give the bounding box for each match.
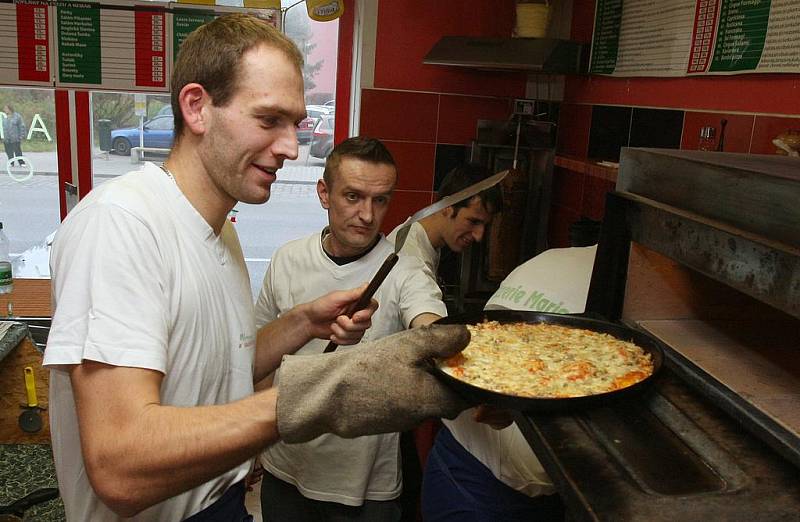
[439,321,654,398]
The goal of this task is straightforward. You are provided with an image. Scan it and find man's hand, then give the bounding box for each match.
[303,284,378,345]
[254,284,378,382]
[276,324,472,443]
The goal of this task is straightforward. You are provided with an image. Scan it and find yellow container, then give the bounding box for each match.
[306,0,344,22]
[514,1,550,38]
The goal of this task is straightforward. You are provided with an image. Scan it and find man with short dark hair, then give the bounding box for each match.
[43,15,469,521]
[387,163,502,280]
[255,136,447,521]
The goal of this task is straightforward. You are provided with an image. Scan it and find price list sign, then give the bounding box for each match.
[56,1,101,84]
[688,0,719,73]
[171,2,280,63]
[54,0,168,91]
[135,8,166,88]
[0,0,52,86]
[172,5,216,59]
[590,0,800,76]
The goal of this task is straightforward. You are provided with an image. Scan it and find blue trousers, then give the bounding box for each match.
[183,481,253,521]
[421,427,564,522]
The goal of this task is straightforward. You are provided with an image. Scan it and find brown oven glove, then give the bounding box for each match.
[276,324,472,443]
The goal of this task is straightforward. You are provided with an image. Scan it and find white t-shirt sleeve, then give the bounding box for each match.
[44,202,169,372]
[395,256,447,327]
[254,258,281,329]
[394,222,438,279]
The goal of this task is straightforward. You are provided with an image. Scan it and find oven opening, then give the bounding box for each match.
[579,393,747,496]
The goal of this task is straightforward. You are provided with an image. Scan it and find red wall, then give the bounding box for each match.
[352,0,800,244]
[548,0,800,247]
[566,0,800,115]
[358,1,528,233]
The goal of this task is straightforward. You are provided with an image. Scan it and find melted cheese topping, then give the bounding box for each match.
[440,321,654,399]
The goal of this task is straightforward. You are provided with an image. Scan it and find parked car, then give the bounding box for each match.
[310,114,334,159]
[110,115,174,155]
[155,104,173,117]
[297,116,315,144]
[306,105,333,122]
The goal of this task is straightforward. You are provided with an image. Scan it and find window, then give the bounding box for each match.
[0,87,58,279]
[4,3,342,298]
[84,7,340,298]
[240,2,340,297]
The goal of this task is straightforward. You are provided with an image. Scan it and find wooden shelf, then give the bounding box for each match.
[554,155,618,183]
[639,318,800,463]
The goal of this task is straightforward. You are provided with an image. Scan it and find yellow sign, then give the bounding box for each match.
[134,94,147,117]
[243,0,280,8]
[306,0,343,22]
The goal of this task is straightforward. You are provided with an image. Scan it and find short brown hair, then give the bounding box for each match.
[438,163,503,216]
[170,13,304,140]
[323,137,397,188]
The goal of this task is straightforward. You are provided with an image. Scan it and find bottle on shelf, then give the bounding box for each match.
[0,222,12,295]
[698,126,716,151]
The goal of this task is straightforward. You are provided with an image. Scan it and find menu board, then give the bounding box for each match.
[0,0,279,90]
[171,4,217,58]
[53,0,168,91]
[0,0,52,86]
[170,2,279,63]
[590,0,800,76]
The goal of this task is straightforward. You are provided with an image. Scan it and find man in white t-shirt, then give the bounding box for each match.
[42,16,470,522]
[421,233,600,520]
[387,163,502,281]
[255,137,447,521]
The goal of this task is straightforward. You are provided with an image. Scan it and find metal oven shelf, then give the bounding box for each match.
[639,318,800,468]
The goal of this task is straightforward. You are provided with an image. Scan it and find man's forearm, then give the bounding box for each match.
[253,304,314,382]
[75,371,280,516]
[410,312,441,328]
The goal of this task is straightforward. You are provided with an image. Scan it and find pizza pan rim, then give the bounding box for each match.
[430,310,665,412]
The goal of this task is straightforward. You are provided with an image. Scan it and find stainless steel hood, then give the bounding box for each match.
[423,36,586,74]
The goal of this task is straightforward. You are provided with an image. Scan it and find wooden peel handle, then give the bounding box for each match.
[323,253,399,353]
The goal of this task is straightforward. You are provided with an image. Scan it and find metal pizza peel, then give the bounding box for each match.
[323,169,508,353]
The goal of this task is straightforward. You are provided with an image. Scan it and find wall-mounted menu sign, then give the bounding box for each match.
[171,2,279,63]
[0,0,278,91]
[590,0,800,76]
[0,0,52,86]
[53,0,168,91]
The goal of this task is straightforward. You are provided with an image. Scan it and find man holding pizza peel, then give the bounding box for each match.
[43,15,474,521]
[253,137,510,521]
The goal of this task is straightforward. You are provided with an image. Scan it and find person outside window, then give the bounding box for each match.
[2,104,26,166]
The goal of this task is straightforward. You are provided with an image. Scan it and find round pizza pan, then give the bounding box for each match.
[430,310,665,412]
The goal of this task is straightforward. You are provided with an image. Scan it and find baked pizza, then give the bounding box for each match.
[439,321,654,398]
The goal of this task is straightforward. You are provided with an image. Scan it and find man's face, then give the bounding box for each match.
[317,157,396,257]
[198,44,306,206]
[441,196,493,252]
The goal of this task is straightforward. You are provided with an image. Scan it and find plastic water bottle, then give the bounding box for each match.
[0,222,12,295]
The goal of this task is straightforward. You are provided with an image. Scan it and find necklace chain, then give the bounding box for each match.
[159,164,176,183]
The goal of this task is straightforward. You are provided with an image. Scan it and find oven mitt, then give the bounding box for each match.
[277,324,471,443]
